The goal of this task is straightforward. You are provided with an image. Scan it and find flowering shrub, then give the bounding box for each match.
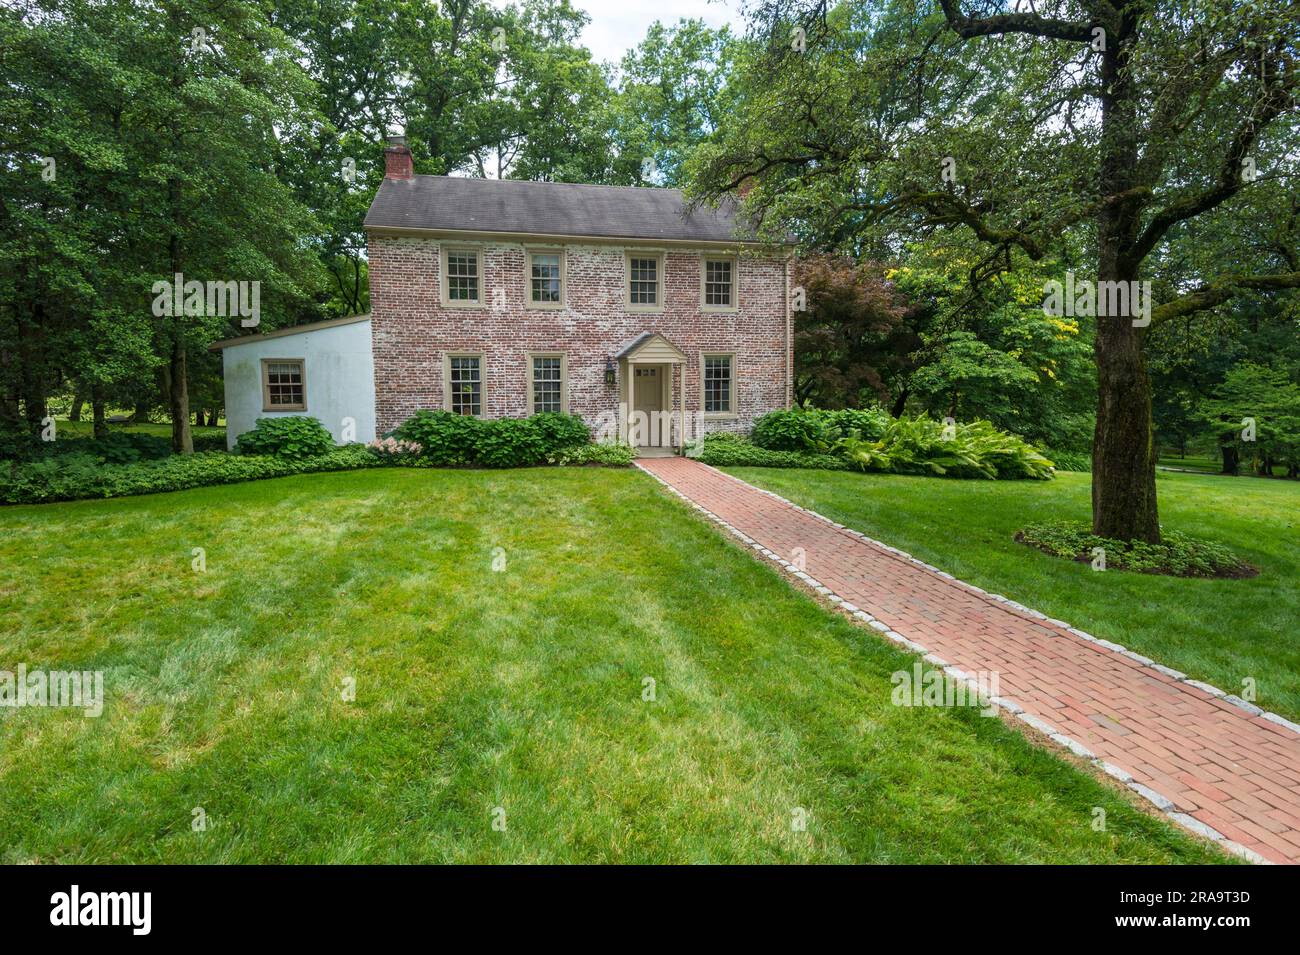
[367,437,423,462]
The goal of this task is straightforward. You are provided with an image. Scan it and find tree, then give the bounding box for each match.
[689,0,1299,541]
[1203,362,1300,478]
[606,19,736,186]
[792,256,921,407]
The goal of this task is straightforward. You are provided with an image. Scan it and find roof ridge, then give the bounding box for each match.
[407,174,688,195]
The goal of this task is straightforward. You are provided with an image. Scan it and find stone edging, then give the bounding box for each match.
[636,461,1291,865]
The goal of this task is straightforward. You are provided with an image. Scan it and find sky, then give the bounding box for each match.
[571,0,744,66]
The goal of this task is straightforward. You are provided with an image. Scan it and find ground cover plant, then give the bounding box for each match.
[1015,522,1256,579]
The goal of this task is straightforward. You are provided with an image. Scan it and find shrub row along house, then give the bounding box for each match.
[212,137,794,453]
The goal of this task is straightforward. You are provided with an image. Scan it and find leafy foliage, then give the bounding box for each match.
[390,410,600,468]
[1,447,379,505]
[235,417,336,460]
[547,442,635,467]
[749,409,1053,479]
[529,412,591,451]
[1202,362,1300,477]
[472,419,548,469]
[1016,522,1254,579]
[390,411,483,466]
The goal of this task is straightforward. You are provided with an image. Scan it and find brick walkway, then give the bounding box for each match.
[638,457,1300,864]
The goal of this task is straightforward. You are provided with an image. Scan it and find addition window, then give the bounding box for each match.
[702,354,734,415]
[262,359,305,411]
[528,251,564,306]
[445,354,484,416]
[529,354,566,414]
[442,247,482,305]
[626,253,663,309]
[702,257,736,309]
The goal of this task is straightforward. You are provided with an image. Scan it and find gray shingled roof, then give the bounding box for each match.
[363,176,760,244]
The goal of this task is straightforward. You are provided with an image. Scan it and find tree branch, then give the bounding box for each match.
[937,0,1094,43]
[1150,271,1300,327]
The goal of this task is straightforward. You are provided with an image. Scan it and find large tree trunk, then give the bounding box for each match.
[69,387,84,422]
[91,386,107,440]
[167,165,193,454]
[1090,15,1161,544]
[1219,437,1238,474]
[168,330,192,453]
[1091,320,1160,541]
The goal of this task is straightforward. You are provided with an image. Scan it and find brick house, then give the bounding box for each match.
[213,137,793,453]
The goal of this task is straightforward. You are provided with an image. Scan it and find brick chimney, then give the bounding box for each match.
[383,135,413,180]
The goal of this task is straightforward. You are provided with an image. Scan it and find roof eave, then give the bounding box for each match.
[363,223,792,252]
[208,313,371,352]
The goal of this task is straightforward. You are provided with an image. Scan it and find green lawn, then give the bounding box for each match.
[54,418,226,440]
[724,467,1300,721]
[0,468,1222,863]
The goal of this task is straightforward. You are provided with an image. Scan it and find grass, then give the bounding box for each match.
[0,468,1222,863]
[54,418,226,440]
[1157,452,1221,473]
[723,466,1300,722]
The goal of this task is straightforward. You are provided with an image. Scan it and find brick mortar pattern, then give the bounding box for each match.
[368,235,789,435]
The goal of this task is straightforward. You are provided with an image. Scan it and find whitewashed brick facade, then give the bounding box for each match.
[367,233,792,438]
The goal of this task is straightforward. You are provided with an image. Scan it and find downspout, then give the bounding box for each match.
[784,253,793,409]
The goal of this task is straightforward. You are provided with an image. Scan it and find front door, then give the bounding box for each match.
[632,365,666,447]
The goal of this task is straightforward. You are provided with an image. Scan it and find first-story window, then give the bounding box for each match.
[702,354,733,414]
[447,354,483,416]
[530,354,565,414]
[262,359,305,411]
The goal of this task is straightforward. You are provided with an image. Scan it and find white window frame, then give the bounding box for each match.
[700,255,738,312]
[527,352,568,415]
[441,246,484,307]
[625,251,665,312]
[525,248,566,309]
[444,352,486,417]
[700,352,737,418]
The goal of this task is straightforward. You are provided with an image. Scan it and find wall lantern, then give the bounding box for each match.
[604,358,616,386]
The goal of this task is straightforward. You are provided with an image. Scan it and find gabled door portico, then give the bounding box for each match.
[617,332,687,453]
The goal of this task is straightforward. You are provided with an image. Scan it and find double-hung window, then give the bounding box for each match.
[446,354,483,416]
[529,354,565,414]
[443,248,482,305]
[627,253,663,309]
[528,251,563,306]
[702,354,734,415]
[702,257,737,310]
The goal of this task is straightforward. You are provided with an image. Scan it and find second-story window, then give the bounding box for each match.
[444,248,481,305]
[529,251,563,305]
[628,255,661,307]
[703,258,736,308]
